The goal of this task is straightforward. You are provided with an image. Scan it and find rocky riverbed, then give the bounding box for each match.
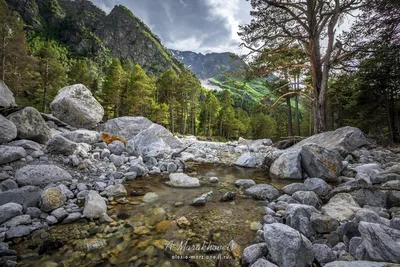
[1,83,400,267]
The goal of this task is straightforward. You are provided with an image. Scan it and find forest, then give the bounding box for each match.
[0,0,399,143]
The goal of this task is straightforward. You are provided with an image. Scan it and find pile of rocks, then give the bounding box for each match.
[240,127,400,267]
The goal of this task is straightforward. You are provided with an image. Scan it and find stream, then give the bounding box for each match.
[13,163,293,267]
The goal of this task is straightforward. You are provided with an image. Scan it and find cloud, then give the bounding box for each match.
[90,0,252,54]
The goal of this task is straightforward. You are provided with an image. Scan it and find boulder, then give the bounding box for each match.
[250,259,278,267]
[0,186,42,208]
[244,184,279,201]
[285,204,320,237]
[15,165,72,187]
[7,107,51,143]
[0,203,23,224]
[312,244,336,265]
[98,116,153,139]
[46,135,78,156]
[350,189,387,208]
[324,261,393,267]
[0,146,26,165]
[264,223,314,267]
[358,222,400,263]
[310,213,340,234]
[270,149,302,179]
[61,130,100,144]
[132,123,182,158]
[5,225,32,239]
[50,84,104,128]
[292,191,320,207]
[108,140,125,155]
[0,81,16,107]
[242,243,268,265]
[83,191,107,219]
[300,144,343,182]
[104,184,127,197]
[235,152,258,168]
[167,173,200,188]
[321,193,361,222]
[234,179,256,189]
[191,191,213,206]
[282,183,306,195]
[303,178,332,197]
[40,187,66,212]
[0,115,17,144]
[294,126,370,153]
[7,140,42,152]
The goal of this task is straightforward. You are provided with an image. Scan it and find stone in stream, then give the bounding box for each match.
[220,192,236,202]
[104,184,127,197]
[176,216,191,228]
[209,177,219,183]
[264,223,314,267]
[191,191,213,206]
[234,179,256,189]
[40,187,66,212]
[142,192,159,203]
[5,225,32,240]
[0,115,17,144]
[167,173,200,188]
[235,152,258,168]
[0,146,27,165]
[244,184,279,201]
[83,191,107,219]
[50,84,104,129]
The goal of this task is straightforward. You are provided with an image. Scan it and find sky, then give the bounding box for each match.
[90,0,253,55]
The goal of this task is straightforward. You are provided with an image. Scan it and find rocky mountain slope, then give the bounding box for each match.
[170,49,245,80]
[5,0,183,75]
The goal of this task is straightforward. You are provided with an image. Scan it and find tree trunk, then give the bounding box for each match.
[284,69,292,136]
[169,105,174,134]
[295,94,300,136]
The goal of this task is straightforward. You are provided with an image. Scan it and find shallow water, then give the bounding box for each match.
[14,163,292,267]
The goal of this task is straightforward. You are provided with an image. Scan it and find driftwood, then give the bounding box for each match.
[171,143,194,159]
[272,136,305,150]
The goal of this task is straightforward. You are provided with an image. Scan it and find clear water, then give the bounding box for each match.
[14,164,292,267]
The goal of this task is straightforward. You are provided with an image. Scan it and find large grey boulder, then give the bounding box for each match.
[285,204,320,237]
[50,84,104,129]
[7,140,42,152]
[167,173,200,188]
[0,186,42,208]
[0,203,23,224]
[242,243,268,265]
[292,191,320,207]
[295,126,369,154]
[244,184,279,201]
[264,223,314,267]
[235,152,258,168]
[270,149,302,179]
[15,165,72,187]
[0,115,17,144]
[300,144,343,182]
[357,222,400,263]
[0,81,16,107]
[303,178,332,197]
[46,135,78,156]
[321,193,361,222]
[0,145,26,165]
[132,123,182,158]
[7,107,51,143]
[83,191,107,219]
[99,116,153,139]
[61,130,100,144]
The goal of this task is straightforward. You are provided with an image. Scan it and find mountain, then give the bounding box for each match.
[170,49,245,80]
[5,0,183,75]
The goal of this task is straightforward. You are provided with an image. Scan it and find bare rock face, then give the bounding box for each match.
[50,84,104,129]
[0,115,17,144]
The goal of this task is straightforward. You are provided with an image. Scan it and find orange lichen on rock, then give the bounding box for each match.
[100,132,126,145]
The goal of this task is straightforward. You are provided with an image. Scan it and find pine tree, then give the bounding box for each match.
[157,68,179,133]
[103,58,125,119]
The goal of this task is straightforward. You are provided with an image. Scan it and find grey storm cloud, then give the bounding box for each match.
[90,0,252,54]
